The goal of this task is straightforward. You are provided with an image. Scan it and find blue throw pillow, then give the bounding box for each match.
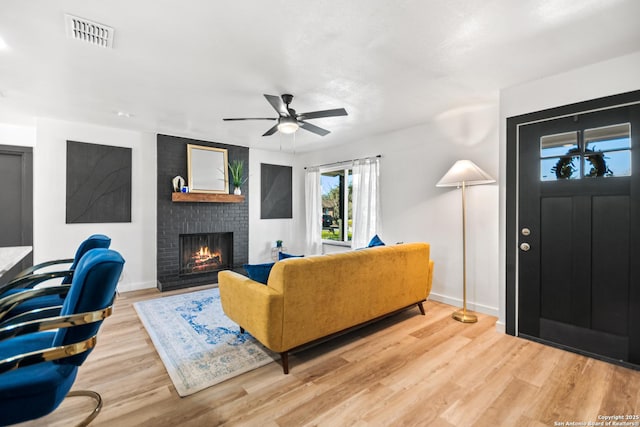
[243,262,275,284]
[278,252,304,260]
[367,234,385,247]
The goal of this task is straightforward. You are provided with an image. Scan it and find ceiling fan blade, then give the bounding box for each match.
[264,94,289,116]
[262,123,279,136]
[223,117,276,121]
[299,121,330,136]
[297,108,348,120]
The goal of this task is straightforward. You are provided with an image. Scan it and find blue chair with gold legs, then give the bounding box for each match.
[0,248,124,426]
[0,234,111,324]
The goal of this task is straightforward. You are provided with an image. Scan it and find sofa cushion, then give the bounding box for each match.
[367,234,385,247]
[278,252,304,260]
[243,262,275,284]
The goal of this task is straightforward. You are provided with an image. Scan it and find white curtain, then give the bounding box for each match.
[351,157,380,249]
[305,167,323,255]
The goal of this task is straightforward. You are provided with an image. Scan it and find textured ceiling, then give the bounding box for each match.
[0,0,639,151]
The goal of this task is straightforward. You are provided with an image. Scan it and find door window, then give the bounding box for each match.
[540,131,579,181]
[540,123,631,181]
[583,123,631,178]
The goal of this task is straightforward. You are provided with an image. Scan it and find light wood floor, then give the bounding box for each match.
[17,285,640,427]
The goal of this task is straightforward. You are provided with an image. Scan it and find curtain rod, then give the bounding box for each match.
[304,154,381,170]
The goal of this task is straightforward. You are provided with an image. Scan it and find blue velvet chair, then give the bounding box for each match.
[0,248,124,426]
[0,234,111,324]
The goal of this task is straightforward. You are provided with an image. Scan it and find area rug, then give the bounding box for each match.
[134,287,278,396]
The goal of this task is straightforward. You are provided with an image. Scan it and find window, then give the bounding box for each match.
[540,131,580,181]
[321,167,352,242]
[540,123,631,181]
[583,123,631,178]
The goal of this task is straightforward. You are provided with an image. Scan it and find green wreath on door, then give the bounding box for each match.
[551,147,612,179]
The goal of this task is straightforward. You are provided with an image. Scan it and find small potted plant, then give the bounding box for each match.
[228,159,248,195]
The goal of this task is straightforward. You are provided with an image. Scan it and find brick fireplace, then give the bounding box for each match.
[156,134,248,291]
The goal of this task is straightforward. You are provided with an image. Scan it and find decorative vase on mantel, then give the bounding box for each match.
[233,186,242,195]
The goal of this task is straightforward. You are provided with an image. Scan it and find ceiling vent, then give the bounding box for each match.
[64,14,114,48]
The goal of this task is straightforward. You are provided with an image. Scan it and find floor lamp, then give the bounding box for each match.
[436,160,495,323]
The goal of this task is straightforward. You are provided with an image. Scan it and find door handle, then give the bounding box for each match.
[520,242,531,252]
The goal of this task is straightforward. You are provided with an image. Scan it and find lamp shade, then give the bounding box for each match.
[436,160,495,187]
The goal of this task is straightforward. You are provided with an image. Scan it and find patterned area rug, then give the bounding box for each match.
[134,288,278,396]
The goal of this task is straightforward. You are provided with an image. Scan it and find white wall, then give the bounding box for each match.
[294,101,501,316]
[32,118,157,292]
[248,148,297,263]
[498,50,640,327]
[0,122,36,147]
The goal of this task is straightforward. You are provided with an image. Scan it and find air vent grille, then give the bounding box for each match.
[65,14,114,48]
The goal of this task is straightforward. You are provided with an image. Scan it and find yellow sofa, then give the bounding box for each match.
[218,242,434,373]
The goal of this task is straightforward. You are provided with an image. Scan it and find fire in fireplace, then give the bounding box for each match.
[179,232,233,276]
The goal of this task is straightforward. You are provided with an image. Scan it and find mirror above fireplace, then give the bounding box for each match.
[187,144,229,194]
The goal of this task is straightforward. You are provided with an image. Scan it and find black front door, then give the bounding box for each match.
[518,104,640,366]
[0,145,33,284]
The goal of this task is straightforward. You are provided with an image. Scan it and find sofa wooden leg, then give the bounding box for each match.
[280,352,289,374]
[417,302,425,315]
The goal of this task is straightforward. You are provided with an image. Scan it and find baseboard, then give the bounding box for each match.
[428,292,499,318]
[495,320,505,333]
[117,280,157,293]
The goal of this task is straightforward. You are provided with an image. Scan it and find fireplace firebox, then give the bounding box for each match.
[179,232,233,276]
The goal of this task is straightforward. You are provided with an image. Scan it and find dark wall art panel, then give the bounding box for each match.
[66,140,132,223]
[261,163,292,219]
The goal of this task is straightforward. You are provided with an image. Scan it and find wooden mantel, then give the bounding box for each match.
[171,192,245,203]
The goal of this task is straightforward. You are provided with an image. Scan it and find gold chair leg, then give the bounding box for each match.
[66,390,103,427]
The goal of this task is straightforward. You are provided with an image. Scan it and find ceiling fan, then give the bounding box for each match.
[223,94,348,137]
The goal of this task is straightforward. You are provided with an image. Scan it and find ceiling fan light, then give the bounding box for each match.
[277,117,299,134]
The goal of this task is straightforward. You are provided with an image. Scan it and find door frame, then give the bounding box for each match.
[0,144,33,281]
[505,90,640,339]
